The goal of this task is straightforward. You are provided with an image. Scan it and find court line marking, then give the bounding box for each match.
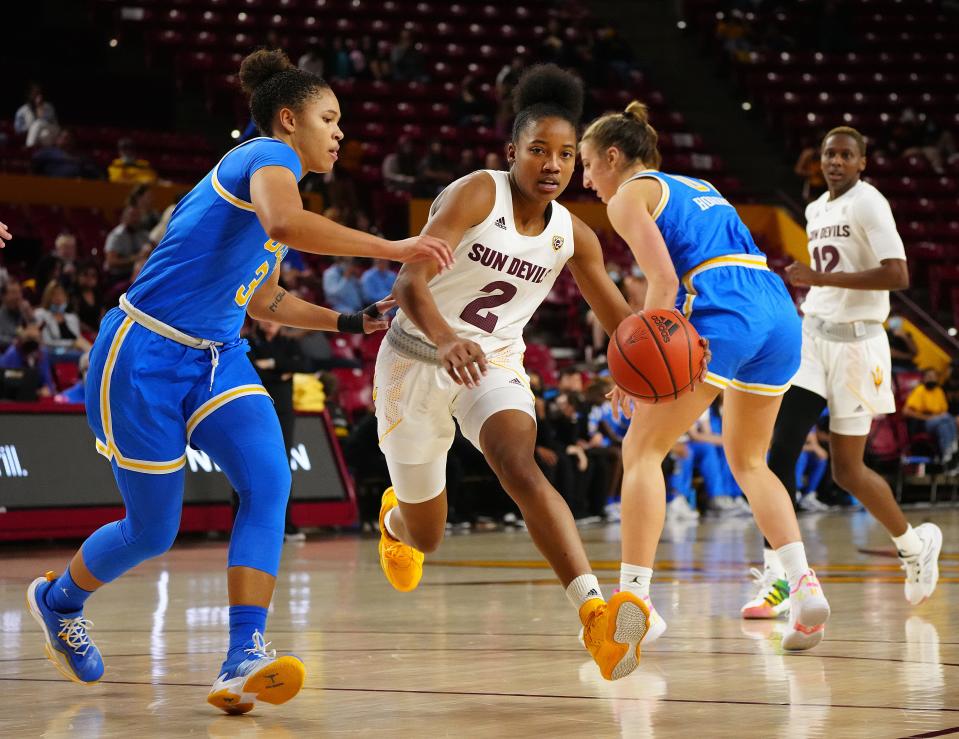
[903,727,959,738]
[2,676,957,714]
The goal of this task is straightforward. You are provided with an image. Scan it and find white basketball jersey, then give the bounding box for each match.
[395,170,575,355]
[800,180,906,323]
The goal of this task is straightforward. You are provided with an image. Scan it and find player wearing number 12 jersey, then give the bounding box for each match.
[374,65,653,682]
[744,126,943,621]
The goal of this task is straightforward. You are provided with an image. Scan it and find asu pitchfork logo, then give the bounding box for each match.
[871,366,884,389]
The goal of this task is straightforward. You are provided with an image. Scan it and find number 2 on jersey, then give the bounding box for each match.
[460,281,518,333]
[812,245,840,273]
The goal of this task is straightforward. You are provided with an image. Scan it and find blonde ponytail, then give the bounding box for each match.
[582,100,661,169]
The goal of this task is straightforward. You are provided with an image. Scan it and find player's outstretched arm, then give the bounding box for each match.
[250,166,453,269]
[607,180,679,311]
[247,267,391,334]
[567,215,632,335]
[393,171,494,388]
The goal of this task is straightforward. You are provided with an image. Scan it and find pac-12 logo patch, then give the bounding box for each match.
[551,235,564,251]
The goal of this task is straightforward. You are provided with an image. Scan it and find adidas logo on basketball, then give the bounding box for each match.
[651,315,680,343]
[494,216,507,230]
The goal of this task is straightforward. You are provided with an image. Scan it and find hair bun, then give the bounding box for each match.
[239,49,294,96]
[513,63,584,123]
[623,101,650,125]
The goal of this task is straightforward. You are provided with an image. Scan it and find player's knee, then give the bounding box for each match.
[490,449,543,495]
[831,459,863,491]
[124,517,179,560]
[726,450,765,480]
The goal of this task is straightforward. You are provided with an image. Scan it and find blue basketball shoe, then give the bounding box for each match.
[207,630,306,715]
[26,571,104,684]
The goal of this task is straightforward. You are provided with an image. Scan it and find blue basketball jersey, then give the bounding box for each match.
[126,137,302,343]
[624,171,764,278]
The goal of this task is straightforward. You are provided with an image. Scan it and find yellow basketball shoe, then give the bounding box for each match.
[378,487,424,592]
[580,591,650,681]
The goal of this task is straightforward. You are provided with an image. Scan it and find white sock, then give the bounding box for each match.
[892,524,923,558]
[619,563,652,599]
[776,541,809,590]
[383,507,399,540]
[566,574,603,609]
[763,548,785,578]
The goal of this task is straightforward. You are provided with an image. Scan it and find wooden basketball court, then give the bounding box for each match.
[1,509,955,737]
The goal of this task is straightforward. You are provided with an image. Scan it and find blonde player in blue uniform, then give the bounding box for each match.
[25,49,451,713]
[580,102,831,651]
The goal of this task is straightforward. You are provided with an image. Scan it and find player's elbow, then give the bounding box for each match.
[887,260,910,290]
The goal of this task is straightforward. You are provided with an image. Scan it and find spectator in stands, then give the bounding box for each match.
[14,83,59,148]
[0,280,35,351]
[390,29,426,82]
[0,324,55,398]
[452,75,490,127]
[108,138,158,185]
[104,205,151,284]
[322,257,364,313]
[943,360,959,416]
[54,350,88,405]
[484,151,504,171]
[149,192,183,247]
[34,281,92,359]
[453,149,477,181]
[795,137,827,202]
[904,117,957,175]
[593,25,635,83]
[495,56,525,100]
[887,314,919,372]
[35,231,79,294]
[327,36,353,79]
[31,129,100,179]
[369,39,392,81]
[360,258,397,306]
[347,37,368,79]
[903,368,958,464]
[382,136,418,193]
[72,262,105,334]
[128,183,161,232]
[417,141,455,196]
[297,44,326,78]
[538,18,568,65]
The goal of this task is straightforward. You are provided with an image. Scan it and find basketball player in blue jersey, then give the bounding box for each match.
[580,102,831,651]
[25,49,451,714]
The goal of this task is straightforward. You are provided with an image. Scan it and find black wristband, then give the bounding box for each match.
[337,311,365,334]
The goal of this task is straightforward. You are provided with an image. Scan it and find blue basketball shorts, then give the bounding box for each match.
[86,307,271,473]
[677,256,801,396]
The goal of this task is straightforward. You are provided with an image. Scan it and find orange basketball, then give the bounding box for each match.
[607,309,706,404]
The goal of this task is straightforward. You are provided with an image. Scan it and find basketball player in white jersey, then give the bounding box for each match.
[742,126,943,620]
[372,65,652,682]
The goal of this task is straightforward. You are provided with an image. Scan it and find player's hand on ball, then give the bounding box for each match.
[606,385,635,421]
[438,336,487,388]
[391,235,454,270]
[0,222,11,247]
[697,337,711,387]
[784,261,819,287]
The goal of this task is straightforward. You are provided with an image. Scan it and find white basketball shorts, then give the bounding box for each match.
[791,323,895,436]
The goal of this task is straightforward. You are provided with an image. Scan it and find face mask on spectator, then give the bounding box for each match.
[924,380,939,390]
[50,302,67,314]
[888,316,903,331]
